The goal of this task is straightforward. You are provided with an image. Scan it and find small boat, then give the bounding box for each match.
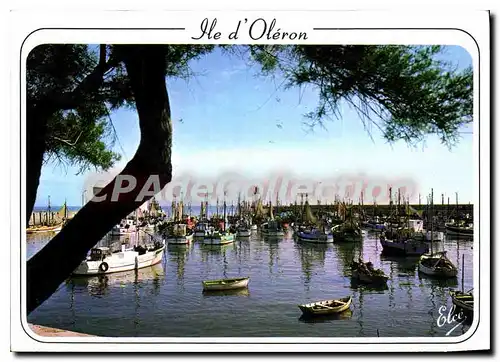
[202,277,250,291]
[165,224,194,245]
[261,220,285,238]
[237,229,252,237]
[449,290,473,313]
[332,224,363,243]
[445,221,474,238]
[296,227,334,244]
[26,223,64,234]
[203,228,235,245]
[250,224,258,231]
[236,222,252,237]
[379,235,429,256]
[351,259,389,285]
[418,251,458,278]
[298,296,352,316]
[72,241,165,276]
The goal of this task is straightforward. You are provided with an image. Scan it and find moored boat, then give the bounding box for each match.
[351,259,388,285]
[418,251,458,278]
[449,290,473,313]
[203,228,235,245]
[298,296,352,316]
[261,220,285,238]
[202,277,250,291]
[26,223,64,234]
[296,227,334,244]
[445,221,474,238]
[237,228,252,237]
[193,222,210,238]
[379,235,429,256]
[166,223,194,245]
[72,241,165,276]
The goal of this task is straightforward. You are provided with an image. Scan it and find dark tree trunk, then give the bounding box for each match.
[26,104,49,225]
[26,45,173,315]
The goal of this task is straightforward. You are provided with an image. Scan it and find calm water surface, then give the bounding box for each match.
[27,231,474,337]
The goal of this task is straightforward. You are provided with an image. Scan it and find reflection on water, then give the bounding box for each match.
[27,230,475,337]
[298,309,353,324]
[202,289,250,297]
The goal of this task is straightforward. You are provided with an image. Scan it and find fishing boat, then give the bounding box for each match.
[202,277,250,291]
[418,251,458,278]
[250,224,258,231]
[203,227,235,245]
[449,290,473,313]
[193,222,210,238]
[379,234,429,256]
[110,218,137,236]
[332,224,362,243]
[72,241,165,276]
[166,223,194,245]
[260,202,285,238]
[237,227,252,237]
[298,296,352,316]
[351,259,389,285]
[445,221,474,238]
[261,220,285,238]
[296,226,334,244]
[26,223,64,234]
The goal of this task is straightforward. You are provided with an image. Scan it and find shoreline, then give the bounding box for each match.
[28,323,94,337]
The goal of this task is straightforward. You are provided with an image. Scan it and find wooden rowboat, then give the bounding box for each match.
[202,277,250,291]
[449,290,473,313]
[298,296,352,316]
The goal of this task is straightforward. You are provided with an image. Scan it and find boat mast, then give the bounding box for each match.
[461,254,465,293]
[430,188,434,250]
[223,194,227,232]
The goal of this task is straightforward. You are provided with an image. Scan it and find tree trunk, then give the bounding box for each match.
[26,105,49,225]
[26,45,173,315]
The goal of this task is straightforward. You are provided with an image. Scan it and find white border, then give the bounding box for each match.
[10,10,490,352]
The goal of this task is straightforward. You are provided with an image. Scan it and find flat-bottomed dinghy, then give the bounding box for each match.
[298,296,352,316]
[202,277,250,291]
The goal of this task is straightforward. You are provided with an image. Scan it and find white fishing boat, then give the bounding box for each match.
[72,241,165,276]
[203,227,235,245]
[166,224,193,245]
[418,251,458,278]
[296,227,334,244]
[110,219,137,236]
[250,224,258,231]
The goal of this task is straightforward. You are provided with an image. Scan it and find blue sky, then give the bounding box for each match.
[34,45,474,207]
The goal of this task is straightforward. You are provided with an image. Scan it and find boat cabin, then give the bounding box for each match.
[88,247,112,261]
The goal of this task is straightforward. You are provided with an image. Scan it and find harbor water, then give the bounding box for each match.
[26,231,474,338]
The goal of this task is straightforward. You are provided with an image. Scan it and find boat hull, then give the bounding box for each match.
[299,296,352,316]
[352,270,388,285]
[418,254,458,278]
[297,231,333,244]
[72,247,165,276]
[202,277,249,291]
[237,229,252,237]
[261,231,285,238]
[380,239,429,256]
[203,234,235,245]
[166,234,194,245]
[449,291,473,313]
